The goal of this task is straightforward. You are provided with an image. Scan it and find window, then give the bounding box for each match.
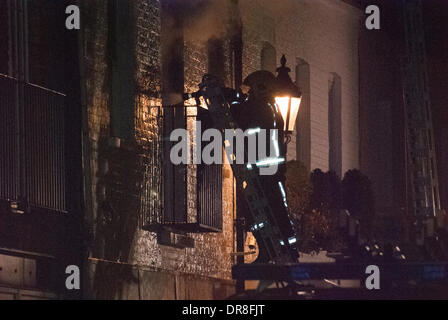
[160,0,187,226]
[0,0,67,88]
[0,1,12,76]
[196,108,223,232]
[141,1,223,233]
[208,39,225,82]
[141,104,223,233]
[296,58,311,169]
[0,0,67,213]
[329,73,342,177]
[261,42,276,74]
[109,0,135,139]
[27,0,67,92]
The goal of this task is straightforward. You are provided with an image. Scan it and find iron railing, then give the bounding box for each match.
[139,106,165,227]
[0,74,66,213]
[0,75,19,202]
[197,162,223,232]
[141,105,223,232]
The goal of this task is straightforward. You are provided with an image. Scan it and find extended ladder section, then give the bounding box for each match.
[401,0,441,242]
[192,75,298,263]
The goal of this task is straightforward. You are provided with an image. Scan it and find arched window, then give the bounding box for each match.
[208,39,225,82]
[328,73,342,177]
[261,42,276,74]
[296,59,311,170]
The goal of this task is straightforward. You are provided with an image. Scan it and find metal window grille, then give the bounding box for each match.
[197,162,223,232]
[141,105,223,232]
[0,74,66,213]
[139,105,165,228]
[0,75,19,201]
[23,82,66,212]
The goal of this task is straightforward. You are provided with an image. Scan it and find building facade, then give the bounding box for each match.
[0,0,363,299]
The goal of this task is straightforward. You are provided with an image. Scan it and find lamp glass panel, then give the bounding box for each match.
[275,97,290,131]
[275,96,301,132]
[288,97,301,132]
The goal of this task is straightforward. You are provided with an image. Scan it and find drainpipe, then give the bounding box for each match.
[76,0,94,300]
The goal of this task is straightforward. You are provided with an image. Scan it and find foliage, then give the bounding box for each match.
[342,169,375,238]
[285,164,376,253]
[308,169,345,252]
[310,169,342,213]
[285,160,312,221]
[285,160,314,253]
[285,162,344,254]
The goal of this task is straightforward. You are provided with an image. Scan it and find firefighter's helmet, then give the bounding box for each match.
[243,70,277,98]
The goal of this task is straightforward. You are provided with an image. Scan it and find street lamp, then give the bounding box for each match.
[275,55,302,141]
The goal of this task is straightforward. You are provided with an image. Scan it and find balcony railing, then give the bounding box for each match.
[0,74,66,213]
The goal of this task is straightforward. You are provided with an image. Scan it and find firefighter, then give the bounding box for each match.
[231,70,286,177]
[231,70,297,262]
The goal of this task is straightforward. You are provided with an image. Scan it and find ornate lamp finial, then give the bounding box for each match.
[280,54,287,68]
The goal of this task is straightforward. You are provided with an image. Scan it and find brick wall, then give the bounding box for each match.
[83,0,236,299]
[82,0,362,299]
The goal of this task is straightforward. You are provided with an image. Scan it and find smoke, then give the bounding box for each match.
[167,0,298,44]
[238,0,298,24]
[163,92,183,106]
[167,0,297,45]
[178,0,231,43]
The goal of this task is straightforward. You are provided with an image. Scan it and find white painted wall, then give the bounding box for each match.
[241,0,362,174]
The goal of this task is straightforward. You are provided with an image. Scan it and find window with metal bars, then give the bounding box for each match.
[195,107,223,232]
[0,0,67,213]
[0,75,66,213]
[140,105,223,233]
[139,1,224,234]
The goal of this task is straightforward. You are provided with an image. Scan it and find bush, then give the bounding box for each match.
[342,169,375,238]
[285,162,344,254]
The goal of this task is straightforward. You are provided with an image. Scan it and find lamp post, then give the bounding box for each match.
[275,55,302,146]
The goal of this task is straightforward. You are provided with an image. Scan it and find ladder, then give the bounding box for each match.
[401,0,441,244]
[190,75,299,263]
